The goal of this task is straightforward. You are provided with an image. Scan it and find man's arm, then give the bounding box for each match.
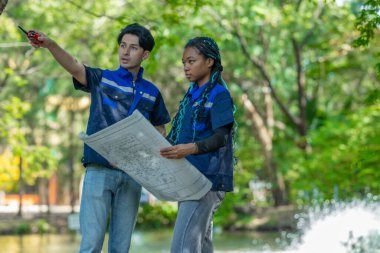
[29,31,87,86]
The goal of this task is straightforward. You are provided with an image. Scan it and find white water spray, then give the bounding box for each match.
[291,201,380,253]
[219,200,380,253]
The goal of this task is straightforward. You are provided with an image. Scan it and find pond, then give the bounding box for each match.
[0,230,284,253]
[2,200,380,253]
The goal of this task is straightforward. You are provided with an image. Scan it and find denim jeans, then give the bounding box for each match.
[171,190,225,253]
[79,166,142,253]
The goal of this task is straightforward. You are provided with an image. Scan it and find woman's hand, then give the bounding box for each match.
[160,143,198,159]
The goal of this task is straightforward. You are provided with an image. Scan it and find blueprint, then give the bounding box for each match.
[79,110,212,201]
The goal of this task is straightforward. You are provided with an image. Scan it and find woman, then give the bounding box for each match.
[160,37,235,253]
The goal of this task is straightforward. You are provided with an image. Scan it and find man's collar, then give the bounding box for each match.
[116,66,144,81]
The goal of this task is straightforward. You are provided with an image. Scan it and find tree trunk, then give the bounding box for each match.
[39,177,50,216]
[292,38,308,150]
[68,110,76,214]
[0,0,8,15]
[241,93,288,206]
[263,148,288,206]
[18,156,23,217]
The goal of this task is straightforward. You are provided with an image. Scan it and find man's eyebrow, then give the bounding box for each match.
[120,42,140,46]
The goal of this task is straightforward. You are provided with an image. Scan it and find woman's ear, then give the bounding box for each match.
[206,58,214,68]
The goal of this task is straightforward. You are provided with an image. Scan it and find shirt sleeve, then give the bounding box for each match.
[150,92,171,126]
[210,91,234,130]
[195,124,232,154]
[72,65,102,92]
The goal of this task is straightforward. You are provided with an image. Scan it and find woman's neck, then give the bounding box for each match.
[197,74,211,87]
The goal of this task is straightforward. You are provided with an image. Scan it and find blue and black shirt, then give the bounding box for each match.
[176,82,235,192]
[73,66,171,168]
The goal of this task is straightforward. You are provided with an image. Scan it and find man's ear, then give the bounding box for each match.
[207,58,214,68]
[142,51,150,61]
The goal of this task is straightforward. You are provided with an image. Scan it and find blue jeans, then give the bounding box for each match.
[171,191,225,253]
[79,166,142,253]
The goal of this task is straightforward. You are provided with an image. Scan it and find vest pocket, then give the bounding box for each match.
[191,106,209,131]
[137,99,155,119]
[101,85,133,117]
[102,85,130,101]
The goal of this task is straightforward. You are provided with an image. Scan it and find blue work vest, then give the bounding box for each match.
[74,66,171,168]
[177,82,235,192]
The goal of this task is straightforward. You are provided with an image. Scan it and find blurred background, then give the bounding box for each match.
[0,0,379,252]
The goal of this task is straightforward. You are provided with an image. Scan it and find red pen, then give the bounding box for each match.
[18,25,42,44]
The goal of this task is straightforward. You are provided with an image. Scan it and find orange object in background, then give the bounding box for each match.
[1,194,40,205]
[49,174,58,205]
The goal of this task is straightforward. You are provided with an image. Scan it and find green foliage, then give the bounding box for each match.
[13,222,31,235]
[23,146,58,185]
[290,100,380,205]
[136,203,177,229]
[354,0,380,75]
[0,0,379,230]
[213,98,262,229]
[3,219,53,235]
[0,97,30,139]
[214,166,254,229]
[34,219,51,234]
[354,0,380,47]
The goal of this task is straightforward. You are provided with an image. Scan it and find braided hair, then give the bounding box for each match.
[167,82,195,144]
[168,37,237,160]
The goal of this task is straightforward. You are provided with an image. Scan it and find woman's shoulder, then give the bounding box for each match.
[213,82,229,92]
[210,83,232,100]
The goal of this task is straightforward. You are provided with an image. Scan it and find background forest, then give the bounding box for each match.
[0,0,379,229]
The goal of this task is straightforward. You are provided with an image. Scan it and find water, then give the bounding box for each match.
[281,200,380,253]
[0,230,281,253]
[2,200,380,253]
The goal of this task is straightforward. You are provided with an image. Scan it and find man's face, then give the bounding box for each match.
[118,34,149,72]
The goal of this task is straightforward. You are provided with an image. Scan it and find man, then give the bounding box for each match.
[28,23,170,253]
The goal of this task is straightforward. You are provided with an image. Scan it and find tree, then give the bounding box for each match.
[0,0,7,15]
[354,0,380,76]
[0,0,204,207]
[1,0,379,217]
[355,0,380,73]
[290,101,380,204]
[170,0,377,206]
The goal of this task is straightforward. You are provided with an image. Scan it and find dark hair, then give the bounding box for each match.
[168,37,226,145]
[117,23,155,51]
[185,37,223,74]
[168,37,237,165]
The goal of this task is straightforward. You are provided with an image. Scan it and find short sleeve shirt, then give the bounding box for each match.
[74,66,171,167]
[176,82,235,191]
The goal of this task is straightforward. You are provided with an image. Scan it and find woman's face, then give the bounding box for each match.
[182,46,214,87]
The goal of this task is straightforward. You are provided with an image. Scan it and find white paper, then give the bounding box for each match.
[79,110,212,201]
